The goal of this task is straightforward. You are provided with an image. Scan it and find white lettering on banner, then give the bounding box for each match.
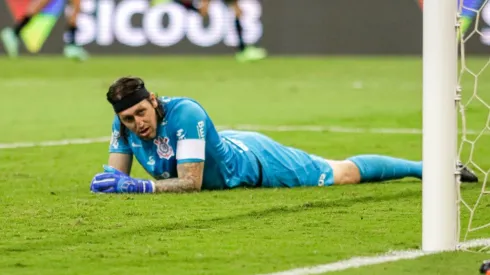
[76,0,96,46]
[116,0,147,46]
[145,4,186,47]
[224,0,262,47]
[187,3,226,47]
[97,0,115,45]
[77,0,263,48]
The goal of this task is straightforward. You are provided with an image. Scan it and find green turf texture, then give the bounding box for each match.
[1,56,490,275]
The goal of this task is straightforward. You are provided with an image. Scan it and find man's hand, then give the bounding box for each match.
[90,162,203,194]
[90,167,154,193]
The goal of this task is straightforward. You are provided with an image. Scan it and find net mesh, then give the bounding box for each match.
[456,0,490,252]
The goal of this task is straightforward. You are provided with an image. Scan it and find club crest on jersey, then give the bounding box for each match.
[154,137,174,159]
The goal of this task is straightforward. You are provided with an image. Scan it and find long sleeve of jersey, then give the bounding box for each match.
[109,115,133,154]
[167,100,207,164]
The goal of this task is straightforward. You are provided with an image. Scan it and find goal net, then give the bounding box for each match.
[456,0,490,252]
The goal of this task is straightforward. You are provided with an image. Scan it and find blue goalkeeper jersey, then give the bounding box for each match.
[109,97,262,190]
[109,97,334,190]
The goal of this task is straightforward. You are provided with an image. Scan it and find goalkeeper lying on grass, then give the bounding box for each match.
[90,76,478,194]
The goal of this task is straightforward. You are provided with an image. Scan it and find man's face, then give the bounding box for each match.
[118,94,159,140]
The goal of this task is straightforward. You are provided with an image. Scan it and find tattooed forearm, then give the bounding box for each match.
[154,162,204,193]
[154,178,196,193]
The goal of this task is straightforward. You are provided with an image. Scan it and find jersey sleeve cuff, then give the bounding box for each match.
[177,158,205,164]
[109,149,133,154]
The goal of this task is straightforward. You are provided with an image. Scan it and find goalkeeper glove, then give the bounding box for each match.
[90,165,155,193]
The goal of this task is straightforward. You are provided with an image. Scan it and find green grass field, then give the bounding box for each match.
[1,56,490,275]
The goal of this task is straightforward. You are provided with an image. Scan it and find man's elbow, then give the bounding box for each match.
[178,177,202,193]
[189,180,202,192]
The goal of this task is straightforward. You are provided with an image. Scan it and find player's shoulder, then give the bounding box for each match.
[110,114,122,131]
[111,113,120,123]
[109,114,140,144]
[163,96,206,117]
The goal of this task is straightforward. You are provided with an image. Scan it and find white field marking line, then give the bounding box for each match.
[257,238,490,275]
[0,124,485,150]
[0,137,111,149]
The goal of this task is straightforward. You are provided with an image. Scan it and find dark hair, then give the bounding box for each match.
[106,76,165,142]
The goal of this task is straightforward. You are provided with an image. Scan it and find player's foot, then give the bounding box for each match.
[235,46,267,62]
[64,44,89,62]
[1,27,20,58]
[458,161,479,183]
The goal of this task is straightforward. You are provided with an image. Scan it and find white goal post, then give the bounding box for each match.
[422,0,459,251]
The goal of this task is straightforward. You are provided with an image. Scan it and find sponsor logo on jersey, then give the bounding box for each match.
[110,130,120,149]
[160,97,172,103]
[176,129,186,140]
[131,142,142,148]
[147,156,155,166]
[154,136,174,159]
[318,173,326,186]
[197,121,205,139]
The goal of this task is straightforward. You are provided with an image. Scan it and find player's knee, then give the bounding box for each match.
[327,160,361,185]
